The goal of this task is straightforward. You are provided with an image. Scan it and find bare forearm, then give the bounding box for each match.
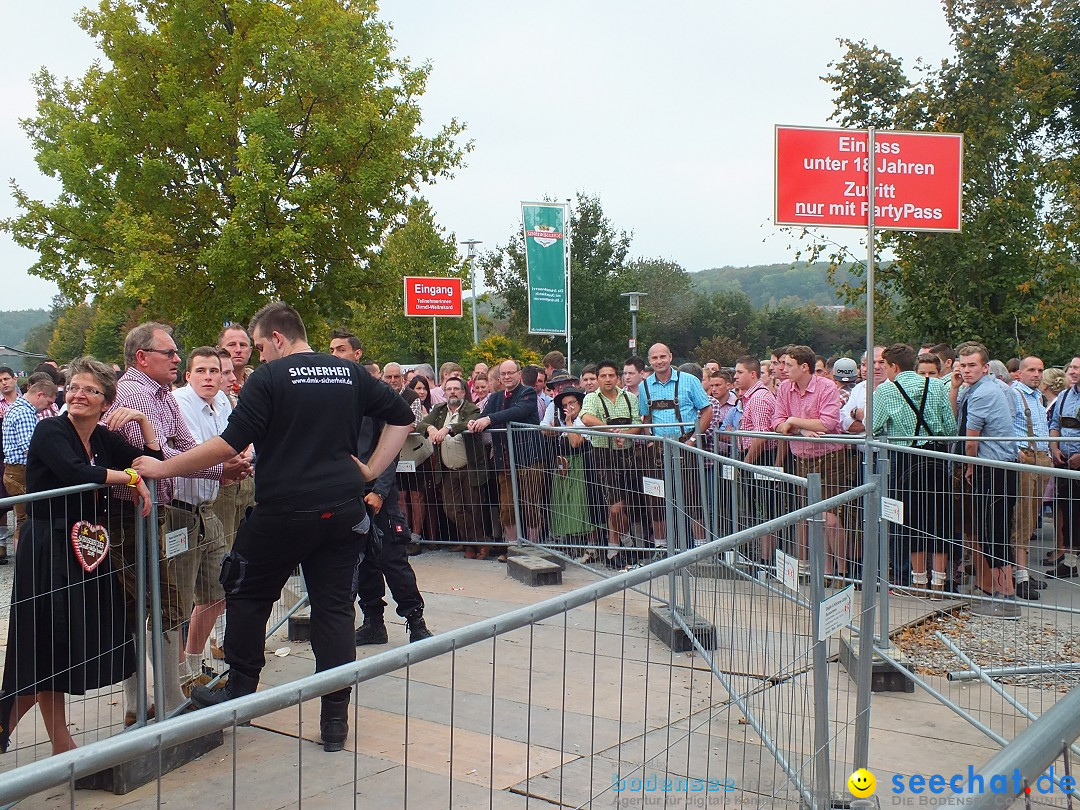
[153,437,236,479]
[368,424,411,481]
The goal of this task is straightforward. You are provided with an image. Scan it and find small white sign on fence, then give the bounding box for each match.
[881,497,904,525]
[775,549,799,591]
[721,464,735,481]
[164,527,189,559]
[818,584,855,641]
[754,466,785,481]
[642,477,665,499]
[396,460,416,473]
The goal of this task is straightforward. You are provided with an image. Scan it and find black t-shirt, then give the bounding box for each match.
[221,352,414,512]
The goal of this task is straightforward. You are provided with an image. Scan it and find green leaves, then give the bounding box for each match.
[3,0,468,347]
[821,0,1080,362]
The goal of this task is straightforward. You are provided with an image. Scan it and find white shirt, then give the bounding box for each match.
[173,385,230,505]
[842,380,867,433]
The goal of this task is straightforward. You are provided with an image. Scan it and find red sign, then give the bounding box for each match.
[403,276,463,317]
[775,126,963,231]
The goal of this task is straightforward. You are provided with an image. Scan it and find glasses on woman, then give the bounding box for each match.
[67,384,105,398]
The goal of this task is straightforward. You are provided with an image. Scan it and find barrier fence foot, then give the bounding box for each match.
[804,796,881,809]
[506,545,567,570]
[288,608,312,642]
[506,553,563,586]
[74,729,224,794]
[648,606,717,653]
[838,635,914,693]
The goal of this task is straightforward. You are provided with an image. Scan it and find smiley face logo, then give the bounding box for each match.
[848,768,876,797]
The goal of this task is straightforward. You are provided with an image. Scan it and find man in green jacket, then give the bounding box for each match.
[417,377,491,558]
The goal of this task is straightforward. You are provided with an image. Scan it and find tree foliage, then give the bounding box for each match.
[3,0,468,346]
[820,0,1080,361]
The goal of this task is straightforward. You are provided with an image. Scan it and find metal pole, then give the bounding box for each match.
[507,425,524,547]
[853,459,882,769]
[631,310,637,351]
[432,317,438,373]
[147,497,166,722]
[461,239,482,345]
[661,440,678,610]
[564,201,572,369]
[669,442,693,616]
[134,498,149,727]
[877,455,891,647]
[807,472,833,808]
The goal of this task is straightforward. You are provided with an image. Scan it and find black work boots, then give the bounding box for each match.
[355,609,434,645]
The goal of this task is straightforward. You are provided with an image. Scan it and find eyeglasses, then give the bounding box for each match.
[143,348,180,359]
[67,384,105,398]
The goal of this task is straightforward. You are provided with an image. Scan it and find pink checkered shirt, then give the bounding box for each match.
[738,380,777,452]
[105,368,223,504]
[771,375,843,459]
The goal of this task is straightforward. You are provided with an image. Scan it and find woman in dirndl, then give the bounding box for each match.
[0,357,159,755]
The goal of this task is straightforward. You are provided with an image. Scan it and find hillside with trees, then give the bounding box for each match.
[689,263,863,309]
[0,309,49,349]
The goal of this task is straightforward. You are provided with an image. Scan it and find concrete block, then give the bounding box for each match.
[506,554,562,587]
[648,606,717,652]
[838,636,914,693]
[288,608,311,642]
[75,729,224,794]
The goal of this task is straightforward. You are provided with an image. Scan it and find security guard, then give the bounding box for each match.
[135,302,413,752]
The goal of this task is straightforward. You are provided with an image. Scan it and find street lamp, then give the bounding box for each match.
[460,239,483,345]
[620,291,647,352]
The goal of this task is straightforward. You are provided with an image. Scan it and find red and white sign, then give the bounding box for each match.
[775,126,963,232]
[403,277,462,317]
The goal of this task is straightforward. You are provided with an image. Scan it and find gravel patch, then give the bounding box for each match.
[894,605,1080,692]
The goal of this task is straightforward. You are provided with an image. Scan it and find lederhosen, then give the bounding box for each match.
[641,374,704,515]
[640,374,681,470]
[596,392,636,499]
[893,377,952,555]
[1053,389,1080,548]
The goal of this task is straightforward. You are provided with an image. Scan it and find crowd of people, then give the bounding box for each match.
[1,315,1078,756]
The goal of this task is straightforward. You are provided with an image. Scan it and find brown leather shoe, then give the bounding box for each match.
[123,704,155,727]
[476,545,490,560]
[464,546,477,559]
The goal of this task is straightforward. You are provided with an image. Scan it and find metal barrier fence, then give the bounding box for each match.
[867,436,1080,766]
[0,476,869,808]
[8,413,1080,806]
[0,478,305,771]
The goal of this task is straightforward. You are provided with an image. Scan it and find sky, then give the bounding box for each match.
[0,1,955,311]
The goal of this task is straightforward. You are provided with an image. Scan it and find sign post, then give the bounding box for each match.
[403,276,463,367]
[775,123,963,773]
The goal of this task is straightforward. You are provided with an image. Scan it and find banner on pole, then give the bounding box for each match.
[774,126,963,232]
[522,202,568,335]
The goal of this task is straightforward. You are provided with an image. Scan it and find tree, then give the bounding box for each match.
[4,0,468,346]
[345,198,471,365]
[821,0,1080,361]
[459,335,540,371]
[483,193,637,364]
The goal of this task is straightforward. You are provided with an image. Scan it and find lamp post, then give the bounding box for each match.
[460,239,483,345]
[621,291,647,352]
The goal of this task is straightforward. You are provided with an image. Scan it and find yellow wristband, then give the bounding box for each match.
[124,468,141,488]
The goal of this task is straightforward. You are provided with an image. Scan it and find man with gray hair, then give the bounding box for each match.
[108,322,251,722]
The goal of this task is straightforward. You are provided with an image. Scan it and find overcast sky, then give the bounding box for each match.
[1,1,954,311]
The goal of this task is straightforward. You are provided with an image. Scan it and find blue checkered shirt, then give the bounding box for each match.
[1,397,39,465]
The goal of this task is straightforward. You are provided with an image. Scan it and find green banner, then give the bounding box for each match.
[522,202,568,335]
